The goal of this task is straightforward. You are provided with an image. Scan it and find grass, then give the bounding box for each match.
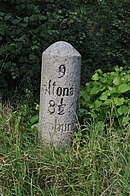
[0,102,130,196]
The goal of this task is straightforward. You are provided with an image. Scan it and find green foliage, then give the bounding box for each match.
[0,102,130,195]
[0,0,130,102]
[80,67,130,127]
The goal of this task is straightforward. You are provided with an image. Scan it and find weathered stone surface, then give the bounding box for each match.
[39,41,81,147]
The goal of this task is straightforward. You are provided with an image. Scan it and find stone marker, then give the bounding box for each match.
[39,41,81,147]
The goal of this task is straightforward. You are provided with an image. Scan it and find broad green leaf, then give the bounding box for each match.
[104,99,112,105]
[100,91,110,100]
[21,22,28,27]
[96,69,103,74]
[94,100,102,108]
[113,97,125,106]
[79,108,87,115]
[89,103,94,109]
[92,73,99,81]
[4,14,11,21]
[118,84,130,93]
[124,74,130,81]
[117,105,129,115]
[90,86,101,94]
[23,17,29,23]
[108,86,113,91]
[113,76,120,85]
[12,18,21,24]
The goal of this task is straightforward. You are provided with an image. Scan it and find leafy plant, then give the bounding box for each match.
[0,0,130,102]
[80,67,130,128]
[0,102,129,195]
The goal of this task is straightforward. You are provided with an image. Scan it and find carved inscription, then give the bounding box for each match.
[44,64,75,132]
[48,100,55,114]
[58,64,66,78]
[44,119,75,133]
[40,41,81,146]
[48,98,66,115]
[43,64,74,117]
[44,80,74,96]
[57,98,66,115]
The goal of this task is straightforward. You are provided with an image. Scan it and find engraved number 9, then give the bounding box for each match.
[58,64,66,78]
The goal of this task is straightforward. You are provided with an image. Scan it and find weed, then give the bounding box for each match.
[0,103,130,195]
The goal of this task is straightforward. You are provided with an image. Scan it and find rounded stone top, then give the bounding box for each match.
[43,41,81,57]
